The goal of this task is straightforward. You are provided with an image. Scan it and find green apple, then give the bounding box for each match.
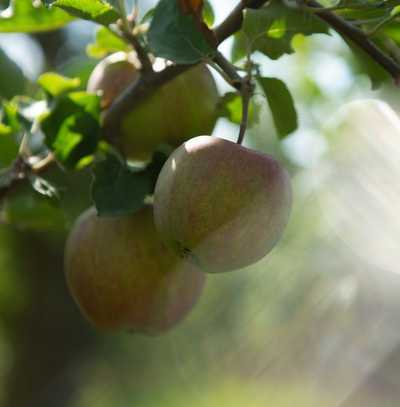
[87,51,140,109]
[87,52,219,161]
[64,205,206,334]
[154,136,292,273]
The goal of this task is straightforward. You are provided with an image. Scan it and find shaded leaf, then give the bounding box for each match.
[258,77,298,139]
[148,0,216,64]
[40,92,101,169]
[92,151,167,217]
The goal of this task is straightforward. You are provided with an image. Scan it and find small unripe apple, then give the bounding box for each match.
[87,52,219,161]
[154,136,292,273]
[87,51,140,109]
[64,205,206,334]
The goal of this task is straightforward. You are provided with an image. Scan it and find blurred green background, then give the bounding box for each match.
[1,1,400,406]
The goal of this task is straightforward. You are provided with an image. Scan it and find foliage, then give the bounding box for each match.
[0,0,399,226]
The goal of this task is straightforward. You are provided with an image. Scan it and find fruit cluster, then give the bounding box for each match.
[64,53,292,335]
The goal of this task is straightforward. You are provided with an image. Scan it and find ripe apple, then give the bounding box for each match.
[64,205,206,334]
[87,52,219,161]
[154,136,292,273]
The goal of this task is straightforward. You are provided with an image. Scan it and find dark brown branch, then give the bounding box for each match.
[214,0,268,44]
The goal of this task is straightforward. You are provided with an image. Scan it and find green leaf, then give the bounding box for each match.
[40,92,101,169]
[148,0,216,64]
[44,0,119,25]
[0,47,26,98]
[0,132,18,168]
[37,72,81,97]
[218,92,261,128]
[232,1,328,61]
[258,77,298,139]
[0,0,73,33]
[92,151,167,217]
[86,26,130,59]
[3,180,65,231]
[345,38,389,88]
[203,0,214,27]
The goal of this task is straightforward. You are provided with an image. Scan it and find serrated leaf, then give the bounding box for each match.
[92,151,167,217]
[40,92,101,169]
[148,0,216,64]
[37,72,81,97]
[86,26,130,59]
[232,2,328,61]
[45,0,119,25]
[0,0,73,33]
[258,77,298,139]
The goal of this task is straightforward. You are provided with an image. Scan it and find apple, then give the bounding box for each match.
[154,136,292,273]
[64,205,206,334]
[87,52,219,161]
[87,51,140,109]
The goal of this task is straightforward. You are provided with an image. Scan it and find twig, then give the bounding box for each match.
[212,52,253,144]
[116,20,153,73]
[237,77,252,145]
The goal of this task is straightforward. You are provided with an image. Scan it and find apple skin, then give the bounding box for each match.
[87,52,140,109]
[154,136,292,273]
[119,64,219,161]
[87,52,219,161]
[64,205,206,334]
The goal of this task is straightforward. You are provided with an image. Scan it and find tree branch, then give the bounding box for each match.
[308,0,400,84]
[103,0,400,142]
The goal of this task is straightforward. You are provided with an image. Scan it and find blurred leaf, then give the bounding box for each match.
[258,77,298,139]
[92,151,167,217]
[37,72,81,97]
[218,92,261,128]
[148,0,216,64]
[0,130,18,168]
[232,2,328,62]
[345,38,390,88]
[203,0,214,26]
[0,134,18,168]
[87,26,130,59]
[140,7,155,24]
[1,100,21,134]
[44,0,120,25]
[0,101,24,166]
[40,92,101,169]
[0,0,73,33]
[3,180,65,230]
[0,47,26,98]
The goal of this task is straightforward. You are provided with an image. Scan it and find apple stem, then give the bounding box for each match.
[237,77,252,145]
[212,52,253,144]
